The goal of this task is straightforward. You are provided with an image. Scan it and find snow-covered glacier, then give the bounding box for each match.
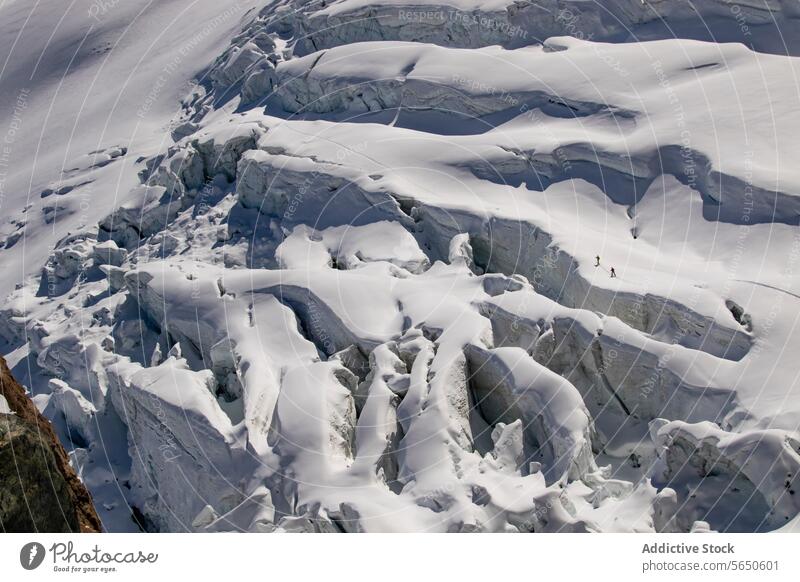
[2,0,800,532]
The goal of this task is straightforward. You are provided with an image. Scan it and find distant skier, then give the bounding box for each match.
[595,255,600,267]
[610,267,617,278]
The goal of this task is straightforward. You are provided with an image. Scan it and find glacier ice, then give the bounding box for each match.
[2,0,800,533]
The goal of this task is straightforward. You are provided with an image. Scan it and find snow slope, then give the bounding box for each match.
[2,0,800,532]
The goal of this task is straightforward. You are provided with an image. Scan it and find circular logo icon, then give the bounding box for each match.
[19,542,46,570]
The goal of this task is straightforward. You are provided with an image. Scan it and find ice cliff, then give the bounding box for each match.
[1,0,800,532]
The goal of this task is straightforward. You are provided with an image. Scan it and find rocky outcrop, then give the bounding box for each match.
[0,356,101,532]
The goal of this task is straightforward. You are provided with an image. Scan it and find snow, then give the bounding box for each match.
[0,394,10,414]
[292,0,800,56]
[0,0,268,300]
[277,222,430,272]
[2,0,800,533]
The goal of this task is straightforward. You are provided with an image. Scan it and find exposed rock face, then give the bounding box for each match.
[0,356,101,532]
[0,415,81,532]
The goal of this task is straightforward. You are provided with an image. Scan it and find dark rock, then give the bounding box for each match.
[0,356,101,532]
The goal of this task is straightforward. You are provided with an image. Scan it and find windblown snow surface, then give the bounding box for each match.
[2,0,800,533]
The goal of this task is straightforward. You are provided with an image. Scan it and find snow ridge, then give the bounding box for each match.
[2,0,800,532]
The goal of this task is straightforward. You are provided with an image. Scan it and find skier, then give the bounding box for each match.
[610,267,617,278]
[595,255,600,267]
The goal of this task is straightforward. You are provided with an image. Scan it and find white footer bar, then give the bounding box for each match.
[1,533,798,580]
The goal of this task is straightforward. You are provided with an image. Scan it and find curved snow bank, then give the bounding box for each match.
[277,222,429,271]
[227,138,754,361]
[115,257,613,531]
[237,149,411,228]
[481,291,740,426]
[111,256,652,529]
[417,203,752,361]
[290,0,800,55]
[465,344,596,482]
[274,38,800,225]
[106,358,246,532]
[276,42,620,118]
[653,420,800,531]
